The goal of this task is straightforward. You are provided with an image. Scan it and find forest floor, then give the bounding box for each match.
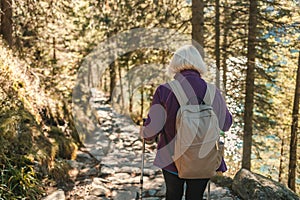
[43,90,241,200]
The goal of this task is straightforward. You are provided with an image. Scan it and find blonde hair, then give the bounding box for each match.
[167,45,207,76]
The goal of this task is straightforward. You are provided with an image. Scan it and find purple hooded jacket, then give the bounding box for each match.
[143,69,232,174]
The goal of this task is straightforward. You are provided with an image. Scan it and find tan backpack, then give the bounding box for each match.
[168,80,223,179]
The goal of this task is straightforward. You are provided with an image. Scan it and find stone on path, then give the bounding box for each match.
[42,189,65,200]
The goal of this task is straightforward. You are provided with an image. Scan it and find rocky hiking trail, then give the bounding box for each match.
[43,91,241,200]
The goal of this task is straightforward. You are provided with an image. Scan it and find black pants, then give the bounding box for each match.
[162,170,209,200]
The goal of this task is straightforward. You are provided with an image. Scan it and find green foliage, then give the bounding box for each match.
[0,94,44,199]
[49,126,78,160]
[0,154,43,200]
[49,159,72,186]
[0,37,79,198]
[0,113,42,199]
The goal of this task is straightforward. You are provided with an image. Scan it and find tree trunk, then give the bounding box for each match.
[0,0,13,47]
[88,63,95,88]
[242,0,258,170]
[192,0,205,57]
[288,51,300,192]
[103,69,108,93]
[118,62,124,113]
[215,0,221,88]
[278,133,285,183]
[52,37,57,75]
[221,0,230,97]
[129,94,133,113]
[109,62,116,101]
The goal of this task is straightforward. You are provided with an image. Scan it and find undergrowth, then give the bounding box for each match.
[0,41,80,199]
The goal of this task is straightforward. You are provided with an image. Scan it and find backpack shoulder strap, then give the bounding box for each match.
[203,83,216,106]
[168,80,188,106]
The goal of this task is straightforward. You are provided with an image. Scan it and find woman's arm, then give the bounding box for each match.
[142,86,167,140]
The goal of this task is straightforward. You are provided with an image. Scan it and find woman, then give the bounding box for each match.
[142,45,232,200]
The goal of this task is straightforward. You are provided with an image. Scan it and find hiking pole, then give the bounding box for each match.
[136,124,145,200]
[207,180,211,200]
[139,138,145,200]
